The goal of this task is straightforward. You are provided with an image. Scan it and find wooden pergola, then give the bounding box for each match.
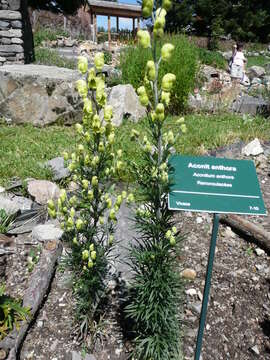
[87,0,141,42]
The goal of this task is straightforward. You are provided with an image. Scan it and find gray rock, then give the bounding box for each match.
[0,29,22,37]
[0,56,6,62]
[247,66,266,79]
[0,44,23,53]
[222,51,232,61]
[1,37,11,44]
[11,37,23,44]
[0,64,82,126]
[251,345,260,356]
[27,180,60,205]
[0,10,22,20]
[191,302,202,315]
[105,84,146,127]
[45,157,70,181]
[232,95,270,116]
[242,138,264,156]
[251,77,262,85]
[32,223,63,243]
[10,20,22,28]
[66,351,96,360]
[7,0,20,10]
[112,203,138,281]
[0,20,9,28]
[0,193,33,215]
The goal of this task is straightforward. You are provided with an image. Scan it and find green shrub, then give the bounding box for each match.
[120,34,198,113]
[0,209,14,234]
[197,48,227,69]
[34,48,76,69]
[103,50,112,65]
[0,284,30,339]
[34,27,69,47]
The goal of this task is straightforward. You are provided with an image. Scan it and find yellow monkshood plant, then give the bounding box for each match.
[125,1,185,359]
[48,53,133,336]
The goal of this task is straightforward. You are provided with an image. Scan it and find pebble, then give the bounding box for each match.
[255,248,265,256]
[196,216,203,224]
[251,345,260,355]
[181,268,197,280]
[191,302,202,315]
[186,288,197,296]
[197,290,203,301]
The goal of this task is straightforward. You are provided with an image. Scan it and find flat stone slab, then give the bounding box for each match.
[0,193,33,215]
[32,223,63,243]
[0,10,22,20]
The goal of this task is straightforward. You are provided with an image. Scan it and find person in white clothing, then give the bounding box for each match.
[230,43,247,81]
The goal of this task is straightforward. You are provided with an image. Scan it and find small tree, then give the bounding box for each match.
[48,54,133,337]
[125,1,186,359]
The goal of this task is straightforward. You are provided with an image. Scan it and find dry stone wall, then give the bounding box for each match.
[0,0,34,65]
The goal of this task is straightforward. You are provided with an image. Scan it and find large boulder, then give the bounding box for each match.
[105,84,146,126]
[0,64,82,126]
[232,95,270,116]
[247,66,266,80]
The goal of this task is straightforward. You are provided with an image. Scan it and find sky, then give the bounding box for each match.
[97,0,140,31]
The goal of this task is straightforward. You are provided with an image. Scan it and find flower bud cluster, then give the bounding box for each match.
[81,243,97,270]
[165,226,177,246]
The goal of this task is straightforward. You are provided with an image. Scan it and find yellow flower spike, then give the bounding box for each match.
[108,235,114,246]
[48,208,56,219]
[137,86,147,96]
[73,237,78,245]
[90,244,95,251]
[88,190,94,201]
[76,219,84,230]
[156,103,165,121]
[116,161,123,171]
[121,191,127,199]
[146,60,156,81]
[161,43,175,62]
[172,226,177,234]
[106,198,112,209]
[162,0,172,11]
[67,217,74,228]
[83,98,93,114]
[153,27,164,38]
[84,154,90,165]
[94,52,104,71]
[108,133,115,144]
[161,91,170,106]
[62,207,67,214]
[117,149,122,157]
[91,251,97,260]
[167,130,175,144]
[88,260,94,268]
[63,152,69,161]
[82,249,89,260]
[116,195,122,206]
[142,0,153,17]
[83,265,87,271]
[75,123,83,134]
[170,235,176,246]
[176,117,185,124]
[180,123,187,133]
[70,207,75,218]
[78,56,88,74]
[88,68,96,89]
[60,222,65,230]
[104,105,113,121]
[131,129,140,140]
[109,209,116,220]
[99,217,104,225]
[139,95,149,107]
[105,168,110,176]
[98,143,105,152]
[165,230,172,239]
[161,73,176,92]
[82,179,89,190]
[127,193,135,203]
[47,199,55,210]
[69,195,77,206]
[76,79,88,98]
[60,189,67,203]
[137,30,151,48]
[78,144,84,153]
[91,176,98,187]
[100,126,106,134]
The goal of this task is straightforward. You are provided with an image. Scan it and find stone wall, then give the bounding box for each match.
[0,0,34,65]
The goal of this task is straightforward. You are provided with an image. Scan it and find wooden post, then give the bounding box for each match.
[133,17,135,35]
[116,16,119,33]
[94,13,97,42]
[108,15,111,44]
[137,17,140,30]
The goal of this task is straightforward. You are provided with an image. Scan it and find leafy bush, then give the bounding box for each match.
[120,34,198,113]
[34,48,76,69]
[0,209,14,234]
[48,54,133,337]
[103,50,112,65]
[197,48,227,69]
[0,284,30,339]
[124,5,185,359]
[33,27,69,47]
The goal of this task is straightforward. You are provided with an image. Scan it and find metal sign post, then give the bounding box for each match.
[194,213,219,360]
[168,155,267,360]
